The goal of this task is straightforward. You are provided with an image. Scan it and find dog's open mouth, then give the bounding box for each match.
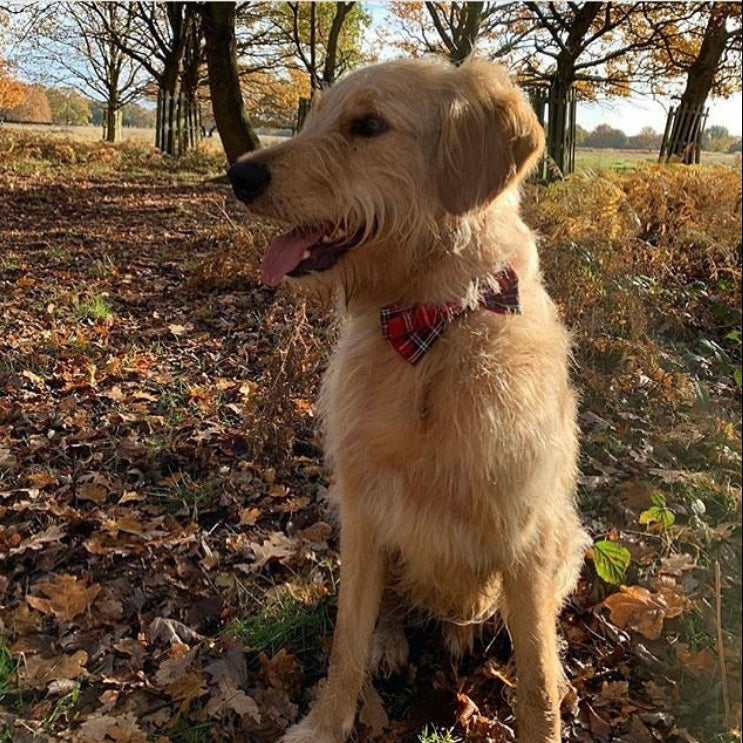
[260,224,363,286]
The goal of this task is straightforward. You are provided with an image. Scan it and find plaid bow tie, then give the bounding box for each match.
[380,265,520,366]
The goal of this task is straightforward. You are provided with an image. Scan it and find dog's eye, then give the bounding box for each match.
[350,115,389,138]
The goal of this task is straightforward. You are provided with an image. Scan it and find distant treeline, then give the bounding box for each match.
[0,85,155,128]
[578,122,742,153]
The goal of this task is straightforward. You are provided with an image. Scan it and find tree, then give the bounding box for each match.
[0,55,24,110]
[574,123,589,146]
[95,2,200,154]
[627,125,661,150]
[7,2,147,142]
[521,2,668,174]
[3,83,51,122]
[388,2,531,64]
[200,1,259,163]
[241,67,310,130]
[273,2,371,92]
[584,123,628,148]
[649,3,742,162]
[121,101,156,128]
[46,87,92,125]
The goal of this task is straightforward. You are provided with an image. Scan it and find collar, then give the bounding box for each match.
[380,264,520,366]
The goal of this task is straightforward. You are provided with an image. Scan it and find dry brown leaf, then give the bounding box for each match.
[149,616,203,646]
[73,711,147,743]
[205,676,261,721]
[239,506,261,525]
[249,531,297,570]
[26,574,101,621]
[603,584,690,640]
[154,645,198,686]
[22,650,88,690]
[78,482,107,504]
[259,649,302,693]
[166,669,208,713]
[295,521,333,544]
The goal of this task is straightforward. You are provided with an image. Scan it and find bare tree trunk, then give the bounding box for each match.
[105,103,118,143]
[200,1,260,163]
[539,2,601,174]
[323,2,354,84]
[669,4,731,163]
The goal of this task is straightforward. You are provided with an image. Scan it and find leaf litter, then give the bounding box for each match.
[0,140,741,742]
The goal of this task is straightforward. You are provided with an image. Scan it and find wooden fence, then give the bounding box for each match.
[155,89,202,156]
[659,104,709,164]
[527,85,577,181]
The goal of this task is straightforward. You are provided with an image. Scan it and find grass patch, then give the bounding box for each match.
[0,637,20,706]
[229,590,332,658]
[76,293,113,322]
[165,719,214,743]
[160,472,215,516]
[418,725,460,743]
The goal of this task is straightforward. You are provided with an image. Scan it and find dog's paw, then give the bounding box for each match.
[370,623,409,678]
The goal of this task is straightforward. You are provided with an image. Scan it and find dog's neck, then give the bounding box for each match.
[340,191,539,315]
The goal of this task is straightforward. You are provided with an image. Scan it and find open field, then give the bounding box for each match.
[0,131,741,743]
[4,123,739,171]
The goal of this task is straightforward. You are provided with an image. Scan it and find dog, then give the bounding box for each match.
[227,57,590,743]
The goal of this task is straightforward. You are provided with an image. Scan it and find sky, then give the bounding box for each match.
[579,93,743,137]
[4,3,742,138]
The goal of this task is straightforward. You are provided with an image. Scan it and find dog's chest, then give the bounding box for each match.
[319,319,433,469]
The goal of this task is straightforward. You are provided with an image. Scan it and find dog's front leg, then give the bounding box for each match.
[503,561,562,743]
[280,507,386,743]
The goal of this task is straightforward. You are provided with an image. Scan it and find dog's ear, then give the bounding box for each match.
[435,60,545,215]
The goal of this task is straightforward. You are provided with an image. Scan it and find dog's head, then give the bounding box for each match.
[228,58,544,294]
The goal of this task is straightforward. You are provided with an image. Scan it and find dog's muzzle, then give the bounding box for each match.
[227,160,271,203]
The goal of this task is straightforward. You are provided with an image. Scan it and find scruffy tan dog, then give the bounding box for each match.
[228,57,590,743]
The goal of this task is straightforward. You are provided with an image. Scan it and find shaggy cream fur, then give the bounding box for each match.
[230,57,590,743]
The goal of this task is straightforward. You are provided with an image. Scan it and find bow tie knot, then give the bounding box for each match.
[380,265,520,365]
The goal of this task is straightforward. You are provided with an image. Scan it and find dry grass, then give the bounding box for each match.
[523,162,742,410]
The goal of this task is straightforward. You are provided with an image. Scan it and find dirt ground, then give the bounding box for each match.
[0,137,740,743]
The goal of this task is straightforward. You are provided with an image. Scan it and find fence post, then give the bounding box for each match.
[155,88,163,151]
[527,87,548,181]
[296,97,310,134]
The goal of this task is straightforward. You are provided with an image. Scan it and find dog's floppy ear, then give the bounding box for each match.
[435,60,545,215]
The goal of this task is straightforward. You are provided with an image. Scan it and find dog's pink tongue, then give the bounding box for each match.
[261,229,323,286]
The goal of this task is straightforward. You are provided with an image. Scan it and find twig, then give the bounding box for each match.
[714,559,731,730]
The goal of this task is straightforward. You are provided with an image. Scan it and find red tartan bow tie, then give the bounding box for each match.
[380,265,521,366]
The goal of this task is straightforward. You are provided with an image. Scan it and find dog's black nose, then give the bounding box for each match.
[227,160,271,203]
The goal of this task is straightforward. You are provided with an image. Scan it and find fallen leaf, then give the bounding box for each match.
[603,584,690,640]
[26,574,101,621]
[21,650,88,690]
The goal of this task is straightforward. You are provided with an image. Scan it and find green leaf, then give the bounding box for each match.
[593,540,631,585]
[639,505,676,529]
[650,491,667,508]
[734,367,742,388]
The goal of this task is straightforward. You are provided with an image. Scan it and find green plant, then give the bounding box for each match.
[592,539,631,585]
[43,682,81,732]
[165,719,214,743]
[0,636,20,705]
[418,725,461,743]
[76,294,112,322]
[639,492,676,529]
[229,591,332,658]
[161,472,215,516]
